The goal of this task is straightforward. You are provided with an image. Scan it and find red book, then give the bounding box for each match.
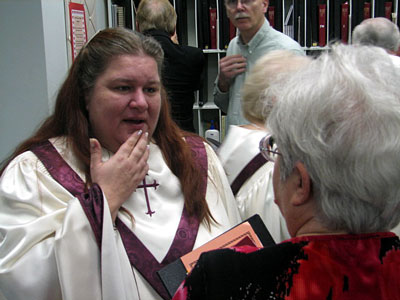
[341,2,349,43]
[385,2,392,20]
[229,20,236,41]
[209,7,217,49]
[363,2,371,19]
[268,6,275,29]
[318,4,326,47]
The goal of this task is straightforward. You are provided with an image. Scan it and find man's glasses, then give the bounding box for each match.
[225,0,256,9]
[259,135,281,162]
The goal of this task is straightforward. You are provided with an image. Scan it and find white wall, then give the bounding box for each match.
[0,0,107,164]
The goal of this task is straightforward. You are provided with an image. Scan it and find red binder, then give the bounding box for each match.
[268,6,275,29]
[364,2,371,19]
[318,4,327,47]
[209,7,217,49]
[341,2,349,43]
[385,2,393,20]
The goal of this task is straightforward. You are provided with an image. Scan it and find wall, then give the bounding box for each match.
[0,0,107,164]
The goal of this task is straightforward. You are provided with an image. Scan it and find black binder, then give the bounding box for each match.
[197,0,211,49]
[174,0,188,45]
[293,0,305,46]
[219,1,231,50]
[268,0,283,32]
[352,0,366,32]
[329,0,346,42]
[157,214,276,299]
[307,0,319,47]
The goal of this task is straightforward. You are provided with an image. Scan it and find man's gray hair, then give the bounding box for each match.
[136,0,177,35]
[267,44,400,234]
[352,17,400,52]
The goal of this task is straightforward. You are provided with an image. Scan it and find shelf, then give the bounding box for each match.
[203,49,227,54]
[193,102,220,110]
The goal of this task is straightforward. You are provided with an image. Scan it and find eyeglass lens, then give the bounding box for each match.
[259,135,279,162]
[226,0,254,7]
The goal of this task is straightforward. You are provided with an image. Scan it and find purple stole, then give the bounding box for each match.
[230,153,268,196]
[30,136,208,300]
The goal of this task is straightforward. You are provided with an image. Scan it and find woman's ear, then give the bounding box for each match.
[291,162,312,206]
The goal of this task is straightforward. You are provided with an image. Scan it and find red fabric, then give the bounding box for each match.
[286,233,400,300]
[173,232,400,300]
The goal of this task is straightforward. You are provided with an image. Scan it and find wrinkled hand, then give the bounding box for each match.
[218,54,247,92]
[90,130,149,221]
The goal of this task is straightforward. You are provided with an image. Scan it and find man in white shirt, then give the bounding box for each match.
[214,0,304,129]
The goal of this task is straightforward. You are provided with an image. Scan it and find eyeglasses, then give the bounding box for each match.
[259,135,281,162]
[225,0,256,9]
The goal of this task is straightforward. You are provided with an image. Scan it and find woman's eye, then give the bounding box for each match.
[144,87,158,94]
[114,86,131,92]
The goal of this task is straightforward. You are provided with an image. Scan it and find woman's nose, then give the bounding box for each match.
[129,89,148,110]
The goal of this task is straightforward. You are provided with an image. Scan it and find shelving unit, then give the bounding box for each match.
[107,0,400,140]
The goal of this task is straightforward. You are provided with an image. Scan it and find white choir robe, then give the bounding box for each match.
[0,136,241,300]
[218,125,291,244]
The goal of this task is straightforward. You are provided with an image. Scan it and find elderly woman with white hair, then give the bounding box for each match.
[217,50,311,243]
[172,44,400,300]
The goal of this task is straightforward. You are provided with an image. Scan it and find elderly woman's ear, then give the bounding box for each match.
[291,162,312,207]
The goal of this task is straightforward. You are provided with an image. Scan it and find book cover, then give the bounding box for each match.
[318,4,327,47]
[157,214,275,298]
[341,2,349,43]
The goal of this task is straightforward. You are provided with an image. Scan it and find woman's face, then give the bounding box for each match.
[87,54,161,153]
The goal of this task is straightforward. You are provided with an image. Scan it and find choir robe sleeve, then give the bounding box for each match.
[203,143,241,225]
[0,151,138,300]
[234,163,290,243]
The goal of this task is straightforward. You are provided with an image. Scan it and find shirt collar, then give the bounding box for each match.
[237,18,270,51]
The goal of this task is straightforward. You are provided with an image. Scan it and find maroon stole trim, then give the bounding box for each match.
[30,141,104,247]
[230,153,268,196]
[30,137,208,300]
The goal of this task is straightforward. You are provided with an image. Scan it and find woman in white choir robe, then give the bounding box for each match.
[0,28,241,300]
[218,50,311,244]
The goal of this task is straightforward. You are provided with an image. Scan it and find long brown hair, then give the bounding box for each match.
[0,28,213,225]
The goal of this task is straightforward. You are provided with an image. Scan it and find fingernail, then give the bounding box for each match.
[137,129,143,135]
[145,132,149,137]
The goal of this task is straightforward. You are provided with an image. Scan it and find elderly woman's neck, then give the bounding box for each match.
[294,217,348,237]
[240,121,266,131]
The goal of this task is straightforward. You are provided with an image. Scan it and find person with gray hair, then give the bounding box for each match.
[352,17,400,53]
[218,50,311,243]
[136,0,205,132]
[172,44,400,300]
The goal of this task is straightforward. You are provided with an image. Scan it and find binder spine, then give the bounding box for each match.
[209,7,217,49]
[364,2,371,19]
[385,1,393,20]
[341,2,349,43]
[318,4,327,47]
